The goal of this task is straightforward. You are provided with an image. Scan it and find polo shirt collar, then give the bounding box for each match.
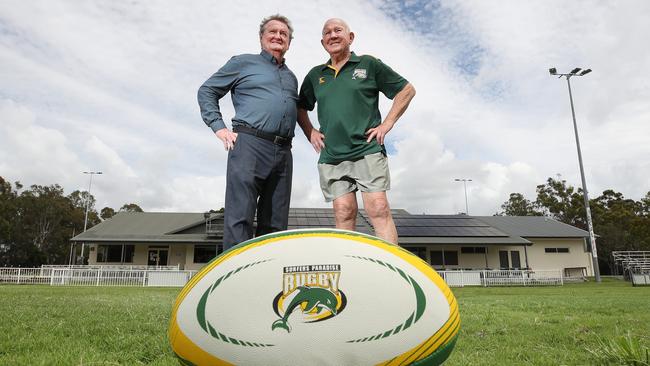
[321,51,360,70]
[260,49,285,65]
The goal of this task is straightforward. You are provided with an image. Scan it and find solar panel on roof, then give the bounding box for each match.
[395,225,509,237]
[393,217,490,227]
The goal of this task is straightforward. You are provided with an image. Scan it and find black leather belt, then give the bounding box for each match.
[233,125,292,147]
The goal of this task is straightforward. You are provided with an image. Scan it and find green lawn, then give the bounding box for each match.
[0,279,648,365]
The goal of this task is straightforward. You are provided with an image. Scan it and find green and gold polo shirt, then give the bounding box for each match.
[298,52,408,164]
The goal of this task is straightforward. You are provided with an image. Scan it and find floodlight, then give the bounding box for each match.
[546,65,601,282]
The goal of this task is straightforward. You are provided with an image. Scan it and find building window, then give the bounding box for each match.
[405,247,427,261]
[511,251,521,269]
[194,245,222,263]
[430,251,443,265]
[96,245,134,263]
[545,247,570,253]
[123,245,134,262]
[445,251,459,265]
[430,251,458,266]
[461,247,487,254]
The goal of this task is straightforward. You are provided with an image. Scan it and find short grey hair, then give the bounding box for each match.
[259,14,294,40]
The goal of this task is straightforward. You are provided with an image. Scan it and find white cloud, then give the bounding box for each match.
[1,0,648,217]
[0,99,83,187]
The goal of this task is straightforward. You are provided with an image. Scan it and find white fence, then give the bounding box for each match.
[41,264,182,271]
[0,267,196,287]
[2,267,564,288]
[439,269,564,287]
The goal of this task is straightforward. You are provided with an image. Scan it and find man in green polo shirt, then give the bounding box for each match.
[297,18,416,244]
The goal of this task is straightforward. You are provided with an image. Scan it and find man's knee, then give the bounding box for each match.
[333,200,357,222]
[365,195,391,220]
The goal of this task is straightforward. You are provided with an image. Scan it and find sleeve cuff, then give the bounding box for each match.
[297,101,314,111]
[209,120,227,133]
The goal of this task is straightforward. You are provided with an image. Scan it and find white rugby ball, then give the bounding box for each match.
[169,229,459,365]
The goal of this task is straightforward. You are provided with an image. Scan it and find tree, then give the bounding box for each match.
[640,191,650,217]
[18,184,87,265]
[100,207,116,220]
[0,177,18,240]
[1,176,146,267]
[66,190,100,230]
[498,193,543,216]
[1,177,101,266]
[0,177,19,266]
[500,178,650,275]
[589,189,650,274]
[534,178,587,229]
[119,203,143,213]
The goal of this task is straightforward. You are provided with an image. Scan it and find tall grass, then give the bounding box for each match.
[586,331,650,366]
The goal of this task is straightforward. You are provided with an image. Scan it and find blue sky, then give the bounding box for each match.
[1,0,649,215]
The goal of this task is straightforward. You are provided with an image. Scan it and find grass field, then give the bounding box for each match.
[1,279,649,365]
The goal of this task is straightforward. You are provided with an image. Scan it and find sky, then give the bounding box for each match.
[1,0,649,216]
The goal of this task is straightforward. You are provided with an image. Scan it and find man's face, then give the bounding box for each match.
[321,19,353,56]
[260,20,291,55]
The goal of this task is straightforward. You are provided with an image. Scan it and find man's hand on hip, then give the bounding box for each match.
[310,129,325,153]
[215,128,238,151]
[365,121,394,145]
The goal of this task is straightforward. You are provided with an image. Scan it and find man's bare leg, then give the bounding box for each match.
[361,191,398,244]
[333,192,358,231]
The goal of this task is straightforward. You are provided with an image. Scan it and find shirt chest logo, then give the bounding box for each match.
[352,68,367,80]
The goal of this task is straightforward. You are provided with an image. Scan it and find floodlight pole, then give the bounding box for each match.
[81,171,102,264]
[454,178,472,215]
[549,67,601,282]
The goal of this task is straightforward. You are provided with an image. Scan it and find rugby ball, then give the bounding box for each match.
[169,229,459,365]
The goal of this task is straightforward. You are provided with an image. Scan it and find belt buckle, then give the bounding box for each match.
[273,135,283,145]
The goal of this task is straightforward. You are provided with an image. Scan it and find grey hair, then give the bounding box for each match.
[259,14,294,40]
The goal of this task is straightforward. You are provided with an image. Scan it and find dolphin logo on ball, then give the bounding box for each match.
[272,286,339,332]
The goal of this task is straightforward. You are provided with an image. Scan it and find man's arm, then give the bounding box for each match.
[297,72,324,153]
[197,57,240,151]
[365,82,416,144]
[297,108,325,153]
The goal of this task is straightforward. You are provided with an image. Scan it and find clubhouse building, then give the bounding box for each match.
[70,208,594,278]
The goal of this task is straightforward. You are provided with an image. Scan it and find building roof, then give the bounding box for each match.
[475,216,589,238]
[70,209,587,246]
[71,212,220,243]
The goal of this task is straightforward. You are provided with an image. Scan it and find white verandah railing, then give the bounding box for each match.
[1,267,563,287]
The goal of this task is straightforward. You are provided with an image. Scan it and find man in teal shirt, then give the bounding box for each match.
[297,18,416,244]
[199,15,298,250]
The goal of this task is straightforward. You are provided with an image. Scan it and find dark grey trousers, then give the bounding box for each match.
[223,133,292,249]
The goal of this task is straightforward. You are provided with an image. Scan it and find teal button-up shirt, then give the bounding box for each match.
[198,50,298,137]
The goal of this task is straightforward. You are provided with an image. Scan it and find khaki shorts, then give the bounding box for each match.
[318,152,391,202]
